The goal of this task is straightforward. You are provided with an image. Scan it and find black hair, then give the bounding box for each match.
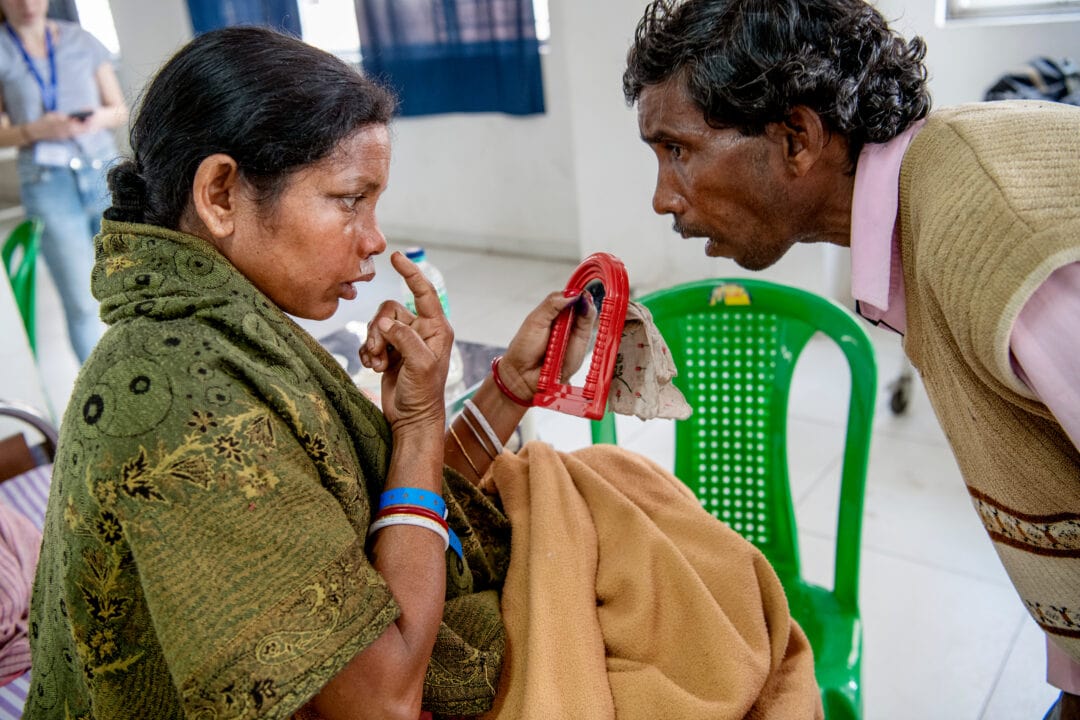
[623,0,931,163]
[106,26,397,228]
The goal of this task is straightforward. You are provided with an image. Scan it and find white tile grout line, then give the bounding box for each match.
[793,455,843,506]
[975,610,1033,720]
[798,525,1016,589]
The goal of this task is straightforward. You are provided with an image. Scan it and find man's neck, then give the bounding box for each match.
[802,144,857,249]
[822,170,856,248]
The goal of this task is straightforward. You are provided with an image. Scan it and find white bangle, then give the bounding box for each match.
[368,513,449,550]
[463,399,504,456]
[459,409,496,460]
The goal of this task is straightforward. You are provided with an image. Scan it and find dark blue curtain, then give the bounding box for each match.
[47,0,80,22]
[355,0,545,117]
[186,0,301,36]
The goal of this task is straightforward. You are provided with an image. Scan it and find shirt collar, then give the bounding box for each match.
[850,120,926,324]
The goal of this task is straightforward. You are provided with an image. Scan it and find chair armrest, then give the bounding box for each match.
[0,401,58,462]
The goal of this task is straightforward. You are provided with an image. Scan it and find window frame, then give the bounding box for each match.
[942,0,1080,23]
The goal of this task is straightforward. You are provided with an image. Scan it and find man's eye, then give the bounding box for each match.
[340,196,361,210]
[667,144,683,159]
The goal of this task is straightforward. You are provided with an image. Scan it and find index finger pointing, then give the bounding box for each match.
[391,251,446,320]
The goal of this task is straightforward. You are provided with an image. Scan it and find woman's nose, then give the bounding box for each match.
[361,220,387,256]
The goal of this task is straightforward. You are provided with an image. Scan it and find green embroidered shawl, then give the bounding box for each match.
[26,221,509,720]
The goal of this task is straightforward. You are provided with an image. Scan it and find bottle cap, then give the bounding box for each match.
[404,247,426,262]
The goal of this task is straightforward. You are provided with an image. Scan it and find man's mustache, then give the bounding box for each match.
[672,217,700,237]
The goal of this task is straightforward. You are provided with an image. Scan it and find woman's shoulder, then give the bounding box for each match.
[0,24,21,69]
[52,19,89,38]
[50,19,82,42]
[54,19,113,60]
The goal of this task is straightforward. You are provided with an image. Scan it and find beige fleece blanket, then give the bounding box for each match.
[481,441,822,720]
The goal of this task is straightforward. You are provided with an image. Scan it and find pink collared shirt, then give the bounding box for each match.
[850,121,1080,694]
[0,501,39,685]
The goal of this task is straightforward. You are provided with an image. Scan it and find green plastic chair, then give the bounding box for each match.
[591,278,876,720]
[2,218,44,356]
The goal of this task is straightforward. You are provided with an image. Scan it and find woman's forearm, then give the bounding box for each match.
[95,102,129,131]
[0,119,35,148]
[94,63,129,131]
[311,426,447,720]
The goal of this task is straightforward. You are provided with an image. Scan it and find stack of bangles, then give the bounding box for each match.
[368,487,463,560]
[448,397,508,478]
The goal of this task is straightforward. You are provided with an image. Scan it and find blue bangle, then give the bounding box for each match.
[379,487,446,518]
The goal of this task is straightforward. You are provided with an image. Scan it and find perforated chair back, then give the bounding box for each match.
[591,278,876,720]
[2,218,44,355]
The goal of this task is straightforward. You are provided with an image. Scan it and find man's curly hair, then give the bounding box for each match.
[623,0,931,163]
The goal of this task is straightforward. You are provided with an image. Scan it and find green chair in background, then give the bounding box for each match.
[2,218,44,356]
[591,278,877,720]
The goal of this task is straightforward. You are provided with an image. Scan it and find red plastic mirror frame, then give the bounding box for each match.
[532,252,629,419]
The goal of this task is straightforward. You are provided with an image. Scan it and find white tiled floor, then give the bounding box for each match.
[23,241,1061,720]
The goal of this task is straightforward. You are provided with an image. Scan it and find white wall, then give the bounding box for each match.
[878,2,1080,107]
[103,0,1080,298]
[107,0,193,109]
[375,59,581,261]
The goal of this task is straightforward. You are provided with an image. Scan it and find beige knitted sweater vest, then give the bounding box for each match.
[899,101,1080,662]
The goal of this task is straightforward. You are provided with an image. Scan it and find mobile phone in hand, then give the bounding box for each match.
[69,110,93,121]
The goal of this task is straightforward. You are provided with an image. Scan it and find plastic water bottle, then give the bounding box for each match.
[401,247,466,401]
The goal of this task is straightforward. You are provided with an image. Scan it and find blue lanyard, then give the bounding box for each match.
[5,22,57,112]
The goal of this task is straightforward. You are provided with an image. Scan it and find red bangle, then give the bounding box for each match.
[491,356,532,407]
[375,504,448,530]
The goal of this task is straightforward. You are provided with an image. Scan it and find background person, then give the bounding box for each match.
[0,0,127,362]
[622,1,1080,718]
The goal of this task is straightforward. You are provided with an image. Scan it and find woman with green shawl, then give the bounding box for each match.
[23,25,584,720]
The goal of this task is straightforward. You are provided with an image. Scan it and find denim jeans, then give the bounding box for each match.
[19,161,110,363]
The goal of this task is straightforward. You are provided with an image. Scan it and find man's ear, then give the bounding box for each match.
[764,105,827,177]
[190,154,243,240]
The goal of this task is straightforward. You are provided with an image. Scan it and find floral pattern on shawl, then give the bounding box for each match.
[26,222,509,720]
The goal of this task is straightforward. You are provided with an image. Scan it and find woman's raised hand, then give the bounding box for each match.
[495,290,597,403]
[360,252,453,433]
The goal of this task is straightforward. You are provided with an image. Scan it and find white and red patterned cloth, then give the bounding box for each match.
[608,301,691,421]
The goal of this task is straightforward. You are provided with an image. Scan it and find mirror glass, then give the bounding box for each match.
[559,278,604,384]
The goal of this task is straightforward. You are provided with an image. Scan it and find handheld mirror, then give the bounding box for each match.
[532,252,629,419]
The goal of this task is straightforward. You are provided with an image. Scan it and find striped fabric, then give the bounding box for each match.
[0,673,30,720]
[0,467,50,531]
[0,464,51,720]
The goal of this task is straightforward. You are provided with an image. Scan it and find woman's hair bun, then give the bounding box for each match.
[104,161,148,222]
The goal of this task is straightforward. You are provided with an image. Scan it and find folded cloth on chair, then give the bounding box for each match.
[0,501,40,685]
[481,442,821,720]
[609,301,691,421]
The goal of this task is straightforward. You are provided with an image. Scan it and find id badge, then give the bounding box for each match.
[33,141,72,168]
